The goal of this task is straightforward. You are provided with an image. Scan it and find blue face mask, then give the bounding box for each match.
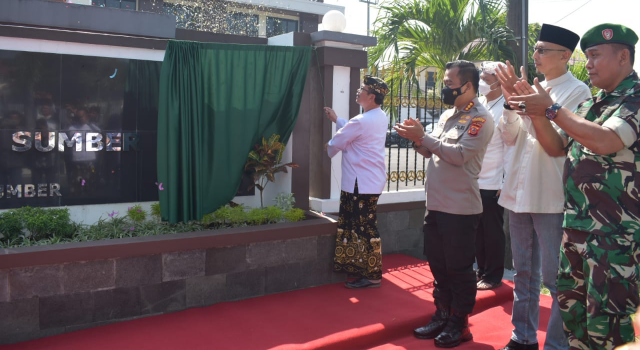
[441,82,468,105]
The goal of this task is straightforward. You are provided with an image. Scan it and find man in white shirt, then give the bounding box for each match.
[507,23,640,350]
[36,99,58,131]
[494,24,592,350]
[475,61,508,290]
[324,75,390,289]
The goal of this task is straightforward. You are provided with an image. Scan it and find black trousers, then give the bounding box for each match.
[475,189,505,284]
[424,210,480,315]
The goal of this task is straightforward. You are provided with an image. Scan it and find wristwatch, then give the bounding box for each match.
[545,103,562,120]
[412,136,424,148]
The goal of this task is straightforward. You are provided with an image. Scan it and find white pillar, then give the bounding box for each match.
[330,65,351,200]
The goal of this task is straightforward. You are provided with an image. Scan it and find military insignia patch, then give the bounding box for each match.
[602,29,613,40]
[468,121,484,137]
[463,101,475,111]
[472,117,486,123]
[459,119,468,124]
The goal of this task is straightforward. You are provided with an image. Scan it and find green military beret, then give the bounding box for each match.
[580,23,638,52]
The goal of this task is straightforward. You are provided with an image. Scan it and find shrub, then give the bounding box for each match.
[203,205,249,227]
[228,206,247,227]
[273,192,295,212]
[263,206,283,223]
[150,202,161,218]
[0,201,307,249]
[247,208,267,225]
[284,208,306,222]
[0,210,24,241]
[23,207,75,239]
[201,212,217,227]
[207,205,232,226]
[127,205,147,222]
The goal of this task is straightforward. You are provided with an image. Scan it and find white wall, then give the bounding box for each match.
[0,36,165,61]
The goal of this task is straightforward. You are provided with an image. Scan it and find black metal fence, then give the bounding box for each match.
[373,73,448,192]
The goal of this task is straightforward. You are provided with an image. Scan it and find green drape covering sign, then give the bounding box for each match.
[157,41,311,223]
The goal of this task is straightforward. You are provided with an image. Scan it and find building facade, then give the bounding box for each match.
[0,0,343,222]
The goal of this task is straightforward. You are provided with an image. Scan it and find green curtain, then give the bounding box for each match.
[157,41,311,223]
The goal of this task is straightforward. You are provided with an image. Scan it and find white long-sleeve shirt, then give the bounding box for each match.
[498,71,592,213]
[478,95,506,190]
[327,107,388,194]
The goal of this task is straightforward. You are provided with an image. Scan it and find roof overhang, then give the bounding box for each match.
[231,0,345,16]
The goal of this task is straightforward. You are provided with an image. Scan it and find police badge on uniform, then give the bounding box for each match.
[468,117,486,137]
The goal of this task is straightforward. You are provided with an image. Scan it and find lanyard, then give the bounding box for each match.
[487,96,504,111]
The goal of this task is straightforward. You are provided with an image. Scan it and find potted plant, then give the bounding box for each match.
[244,134,298,208]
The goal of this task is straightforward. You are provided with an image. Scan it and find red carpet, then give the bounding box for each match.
[3,254,553,350]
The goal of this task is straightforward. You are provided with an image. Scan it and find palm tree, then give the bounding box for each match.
[369,0,517,89]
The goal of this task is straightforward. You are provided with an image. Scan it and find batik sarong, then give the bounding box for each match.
[333,182,382,280]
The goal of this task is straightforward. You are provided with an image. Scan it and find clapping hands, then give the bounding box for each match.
[394,118,425,143]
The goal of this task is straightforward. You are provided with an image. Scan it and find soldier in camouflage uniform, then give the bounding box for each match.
[507,23,640,350]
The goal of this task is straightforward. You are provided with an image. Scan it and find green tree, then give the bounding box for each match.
[526,22,542,83]
[370,0,517,88]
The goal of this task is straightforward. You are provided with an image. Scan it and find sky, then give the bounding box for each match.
[322,0,640,71]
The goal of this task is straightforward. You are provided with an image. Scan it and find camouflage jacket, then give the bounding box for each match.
[563,71,640,235]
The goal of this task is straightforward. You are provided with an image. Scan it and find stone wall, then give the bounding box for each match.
[378,205,426,261]
[0,206,428,345]
[0,233,346,344]
[380,202,514,270]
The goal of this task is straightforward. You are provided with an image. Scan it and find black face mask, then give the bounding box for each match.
[441,81,468,105]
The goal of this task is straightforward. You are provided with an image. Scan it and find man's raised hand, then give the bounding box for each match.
[495,60,526,99]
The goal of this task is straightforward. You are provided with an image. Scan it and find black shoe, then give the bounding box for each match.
[414,311,449,339]
[434,314,473,348]
[413,317,447,339]
[499,339,539,350]
[477,280,503,290]
[345,278,380,289]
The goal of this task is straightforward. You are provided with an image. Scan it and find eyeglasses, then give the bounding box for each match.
[533,47,568,55]
[358,86,375,94]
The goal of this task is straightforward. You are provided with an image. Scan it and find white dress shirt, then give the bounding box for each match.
[478,95,506,190]
[327,107,388,194]
[498,71,592,213]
